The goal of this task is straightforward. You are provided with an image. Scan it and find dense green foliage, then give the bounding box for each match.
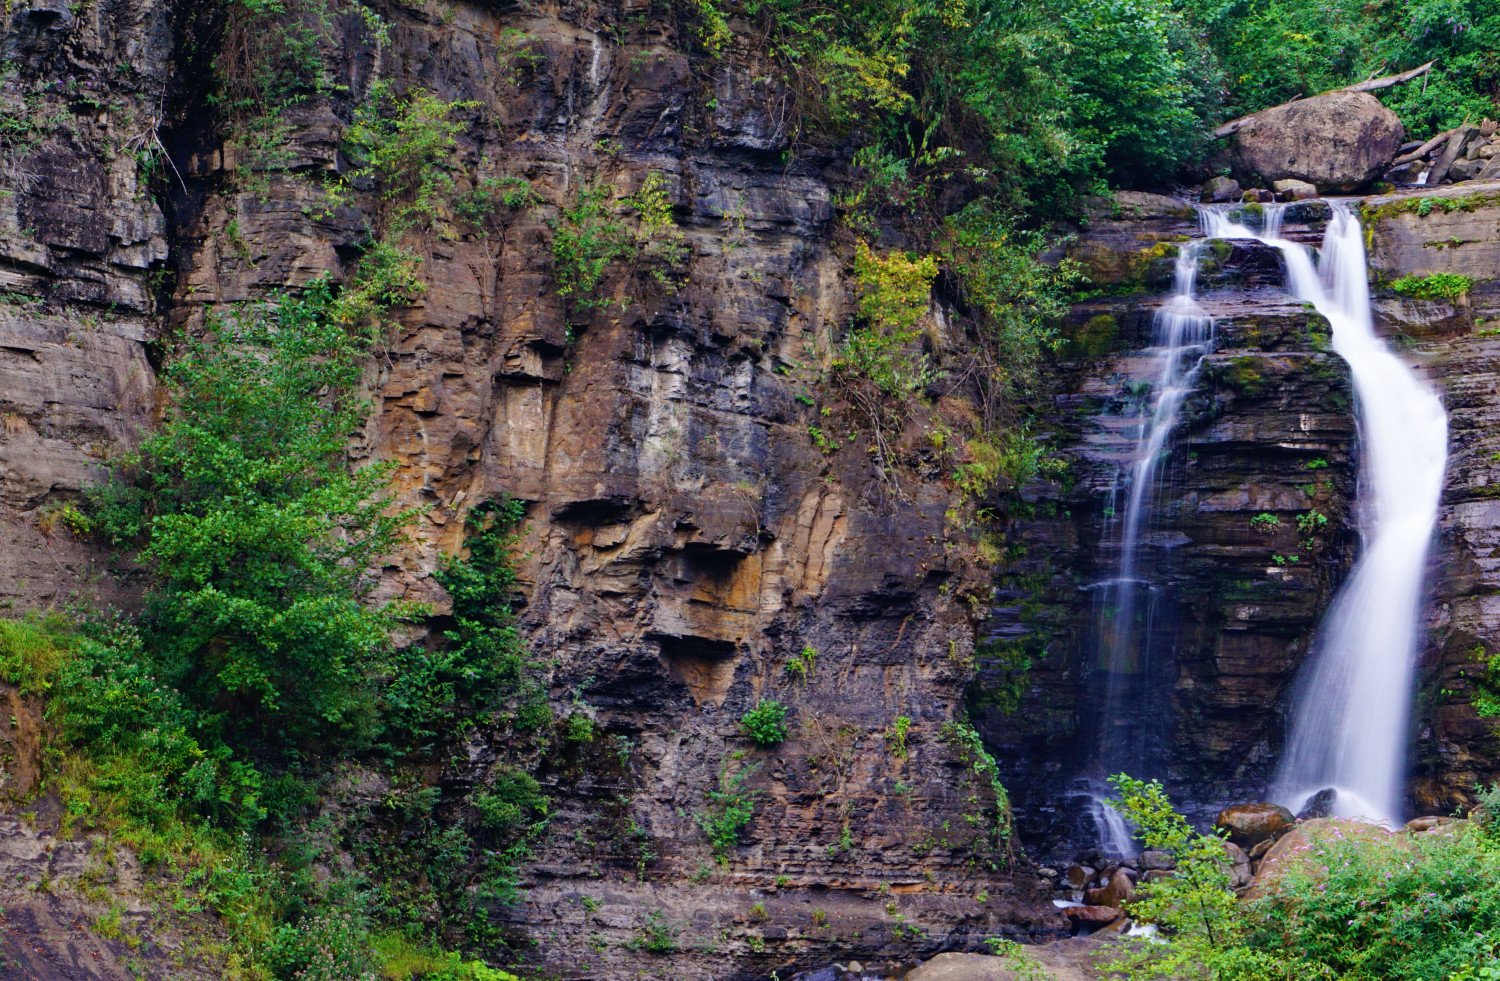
[697,759,761,864]
[87,282,408,762]
[1108,777,1500,981]
[1187,0,1500,135]
[1389,272,1476,300]
[739,699,790,746]
[720,0,1496,203]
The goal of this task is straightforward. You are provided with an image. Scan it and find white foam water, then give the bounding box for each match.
[1201,202,1448,825]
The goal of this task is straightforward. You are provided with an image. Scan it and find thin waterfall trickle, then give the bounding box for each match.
[1079,232,1216,857]
[1202,202,1449,825]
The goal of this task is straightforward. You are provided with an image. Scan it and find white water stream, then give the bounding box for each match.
[1202,202,1449,824]
[1085,237,1216,857]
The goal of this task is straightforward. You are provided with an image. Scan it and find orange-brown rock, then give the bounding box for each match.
[1083,867,1135,908]
[1216,802,1296,849]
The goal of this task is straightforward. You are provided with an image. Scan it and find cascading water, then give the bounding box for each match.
[1202,202,1449,825]
[1080,234,1216,856]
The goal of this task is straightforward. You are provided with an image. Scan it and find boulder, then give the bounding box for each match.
[1248,817,1397,899]
[1064,905,1124,927]
[1138,849,1174,871]
[1084,867,1135,908]
[1404,816,1454,833]
[1222,840,1253,889]
[1216,802,1295,849]
[1202,176,1242,202]
[1228,90,1404,192]
[1294,787,1337,820]
[903,953,1035,981]
[1109,190,1195,221]
[1273,178,1319,201]
[1450,157,1482,182]
[1242,188,1275,203]
[1385,160,1425,184]
[1064,864,1094,889]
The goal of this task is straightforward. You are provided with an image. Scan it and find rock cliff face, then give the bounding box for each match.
[0,0,170,609]
[0,1,1053,976]
[6,1,1500,977]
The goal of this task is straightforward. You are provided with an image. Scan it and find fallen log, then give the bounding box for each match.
[1342,60,1437,94]
[1213,61,1436,138]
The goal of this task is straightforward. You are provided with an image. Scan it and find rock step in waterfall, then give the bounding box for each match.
[1083,200,1448,851]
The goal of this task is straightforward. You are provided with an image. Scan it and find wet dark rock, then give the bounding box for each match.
[1202,176,1242,202]
[1294,787,1338,820]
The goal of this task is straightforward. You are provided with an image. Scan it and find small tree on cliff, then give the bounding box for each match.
[87,280,415,756]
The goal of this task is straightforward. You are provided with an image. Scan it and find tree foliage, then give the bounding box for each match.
[88,281,411,758]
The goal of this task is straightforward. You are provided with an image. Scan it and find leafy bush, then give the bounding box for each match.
[940,719,1013,862]
[550,182,632,312]
[1104,776,1500,981]
[342,81,477,235]
[698,761,760,863]
[86,280,412,758]
[941,201,1075,426]
[740,699,790,747]
[1390,273,1475,301]
[384,498,548,747]
[1046,0,1222,182]
[785,645,818,681]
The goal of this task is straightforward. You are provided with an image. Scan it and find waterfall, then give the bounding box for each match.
[1202,202,1449,824]
[1081,234,1216,857]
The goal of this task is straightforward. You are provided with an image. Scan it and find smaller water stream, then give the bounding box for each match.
[1079,231,1216,857]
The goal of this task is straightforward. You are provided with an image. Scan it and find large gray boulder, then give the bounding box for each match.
[1228,90,1405,192]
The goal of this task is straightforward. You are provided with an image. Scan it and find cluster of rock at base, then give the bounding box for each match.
[1385,120,1500,186]
[1040,796,1463,937]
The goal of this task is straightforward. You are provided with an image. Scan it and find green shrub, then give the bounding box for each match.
[1102,776,1500,981]
[740,699,790,746]
[1389,273,1475,302]
[86,280,412,757]
[550,182,632,312]
[785,645,818,681]
[341,81,477,235]
[887,715,912,759]
[835,240,939,399]
[697,761,760,864]
[1250,512,1281,534]
[1104,775,1249,979]
[940,719,1012,862]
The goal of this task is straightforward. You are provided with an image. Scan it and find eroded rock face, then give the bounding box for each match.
[1228,91,1404,193]
[0,1,171,609]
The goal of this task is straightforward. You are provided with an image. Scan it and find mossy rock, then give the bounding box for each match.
[1069,313,1119,358]
[1215,356,1265,395]
[1073,240,1180,292]
[1283,200,1332,225]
